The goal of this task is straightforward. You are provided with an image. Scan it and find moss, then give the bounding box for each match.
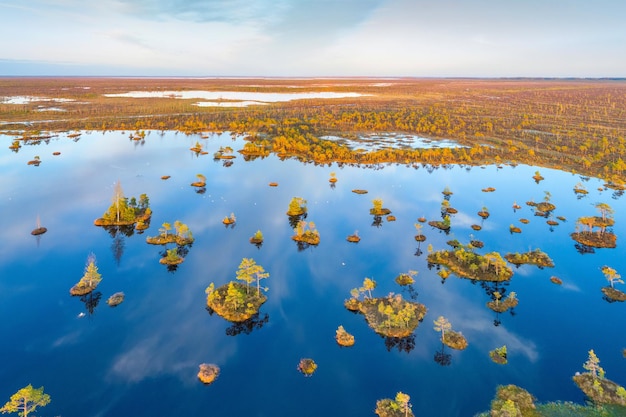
[297,358,317,376]
[442,330,468,350]
[292,231,320,245]
[159,256,184,265]
[335,326,355,347]
[427,248,513,282]
[350,294,427,338]
[395,273,415,286]
[489,385,539,417]
[197,363,220,385]
[347,234,361,243]
[490,346,508,365]
[146,234,194,246]
[429,220,450,231]
[573,374,626,406]
[535,202,556,212]
[505,249,554,268]
[106,292,125,307]
[487,296,518,313]
[375,398,415,417]
[601,287,626,302]
[571,232,617,248]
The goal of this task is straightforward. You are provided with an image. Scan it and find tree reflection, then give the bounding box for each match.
[225,313,269,336]
[434,343,452,366]
[383,334,415,353]
[78,291,102,317]
[401,284,419,301]
[288,213,307,230]
[371,215,383,228]
[574,243,595,255]
[111,234,125,266]
[100,225,135,265]
[295,241,315,252]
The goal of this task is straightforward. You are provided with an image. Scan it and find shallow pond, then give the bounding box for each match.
[1,131,625,416]
[102,90,367,107]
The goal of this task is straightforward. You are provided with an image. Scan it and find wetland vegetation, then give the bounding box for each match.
[2,77,626,416]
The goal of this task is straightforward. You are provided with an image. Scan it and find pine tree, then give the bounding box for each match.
[0,384,51,417]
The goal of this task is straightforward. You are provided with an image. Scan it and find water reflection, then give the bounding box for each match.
[434,343,452,366]
[1,130,626,416]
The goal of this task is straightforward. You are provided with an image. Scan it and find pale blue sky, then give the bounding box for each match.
[0,0,624,77]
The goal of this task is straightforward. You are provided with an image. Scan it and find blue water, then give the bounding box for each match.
[1,131,625,416]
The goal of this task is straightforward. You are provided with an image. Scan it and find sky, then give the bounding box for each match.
[0,0,624,77]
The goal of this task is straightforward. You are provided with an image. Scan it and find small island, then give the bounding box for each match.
[206,258,269,322]
[297,358,317,377]
[335,325,355,347]
[31,215,47,236]
[395,270,417,286]
[106,292,125,307]
[146,221,194,245]
[504,249,554,268]
[93,182,151,228]
[370,198,391,216]
[346,230,360,243]
[345,278,427,338]
[434,316,468,350]
[222,212,236,226]
[159,248,184,266]
[571,203,617,248]
[600,266,626,302]
[70,254,102,296]
[249,230,264,246]
[427,246,513,282]
[375,392,413,417]
[489,345,508,364]
[428,215,451,232]
[286,196,307,217]
[414,223,426,242]
[197,363,220,385]
[190,173,206,187]
[572,350,626,406]
[292,220,320,246]
[486,291,518,313]
[486,385,536,416]
[477,206,490,219]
